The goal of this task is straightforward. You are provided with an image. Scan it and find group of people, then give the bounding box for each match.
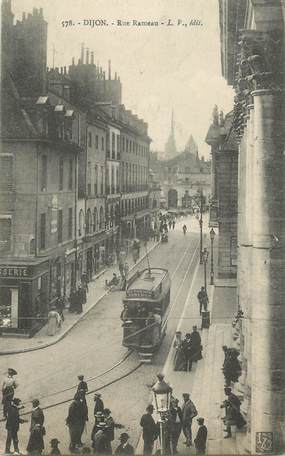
[2,371,136,456]
[140,389,207,455]
[173,326,203,372]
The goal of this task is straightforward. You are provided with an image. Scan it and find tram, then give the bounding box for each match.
[121,267,171,363]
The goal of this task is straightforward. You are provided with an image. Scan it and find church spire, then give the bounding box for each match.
[165,109,177,159]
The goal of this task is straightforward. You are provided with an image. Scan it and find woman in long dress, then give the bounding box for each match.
[47,307,61,336]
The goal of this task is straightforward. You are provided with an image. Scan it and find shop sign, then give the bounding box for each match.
[0,266,30,277]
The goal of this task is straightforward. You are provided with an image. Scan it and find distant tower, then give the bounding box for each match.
[165,109,177,159]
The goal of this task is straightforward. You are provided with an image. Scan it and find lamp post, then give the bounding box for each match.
[202,247,209,294]
[152,373,172,455]
[210,228,216,285]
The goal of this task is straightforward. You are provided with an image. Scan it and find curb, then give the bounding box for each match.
[0,241,160,356]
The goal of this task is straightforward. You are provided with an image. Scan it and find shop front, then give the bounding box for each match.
[0,260,49,336]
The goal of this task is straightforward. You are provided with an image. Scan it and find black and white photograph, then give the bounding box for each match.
[1,0,285,454]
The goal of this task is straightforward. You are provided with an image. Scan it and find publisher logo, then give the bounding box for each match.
[256,432,273,453]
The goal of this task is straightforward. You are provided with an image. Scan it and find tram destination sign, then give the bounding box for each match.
[126,289,152,299]
[0,266,31,277]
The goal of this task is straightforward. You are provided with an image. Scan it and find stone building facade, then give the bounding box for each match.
[219,0,285,452]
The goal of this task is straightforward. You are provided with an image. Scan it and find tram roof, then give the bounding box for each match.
[127,268,168,292]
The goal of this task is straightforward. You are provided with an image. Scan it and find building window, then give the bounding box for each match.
[117,135,120,153]
[68,208,73,239]
[41,155,47,191]
[95,135,99,149]
[112,132,115,158]
[87,161,91,196]
[101,166,104,194]
[59,157,64,190]
[94,165,98,195]
[79,209,84,236]
[122,136,125,152]
[93,208,97,232]
[86,209,92,235]
[40,213,46,250]
[101,136,105,151]
[99,206,104,229]
[126,139,129,153]
[68,159,73,190]
[88,132,92,147]
[58,209,63,243]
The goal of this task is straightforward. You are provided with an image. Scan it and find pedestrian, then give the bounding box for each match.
[77,375,88,395]
[81,272,89,293]
[118,257,125,280]
[181,333,193,371]
[115,432,134,455]
[66,393,85,452]
[47,306,62,336]
[140,404,158,456]
[183,225,187,235]
[172,220,176,230]
[197,287,208,315]
[50,438,61,456]
[123,262,129,280]
[30,399,45,431]
[190,326,203,362]
[27,423,45,456]
[56,296,65,322]
[94,393,104,415]
[92,422,111,454]
[169,398,183,455]
[221,387,246,438]
[76,287,83,314]
[2,368,18,418]
[69,288,77,313]
[194,417,207,454]
[78,390,89,447]
[181,393,198,447]
[103,408,115,453]
[173,331,186,371]
[78,282,87,306]
[5,397,27,455]
[168,220,172,230]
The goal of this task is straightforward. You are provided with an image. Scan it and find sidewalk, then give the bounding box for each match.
[0,240,159,355]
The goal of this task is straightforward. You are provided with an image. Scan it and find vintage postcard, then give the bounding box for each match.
[1,0,284,455]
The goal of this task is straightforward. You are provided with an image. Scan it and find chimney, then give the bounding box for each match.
[91,51,94,65]
[60,67,63,74]
[78,58,81,65]
[108,60,111,80]
[86,48,89,64]
[80,43,84,64]
[103,71,106,80]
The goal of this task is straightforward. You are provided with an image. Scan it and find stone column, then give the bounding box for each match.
[250,89,285,454]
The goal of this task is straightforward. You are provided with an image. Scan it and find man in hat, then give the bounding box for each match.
[181,334,193,371]
[5,397,27,455]
[30,399,45,431]
[103,408,115,453]
[197,287,208,315]
[194,418,207,454]
[168,398,183,455]
[181,393,198,447]
[190,326,202,362]
[94,393,104,415]
[115,433,134,455]
[140,404,158,456]
[66,393,85,452]
[50,438,61,456]
[2,368,18,418]
[221,387,246,438]
[77,375,88,395]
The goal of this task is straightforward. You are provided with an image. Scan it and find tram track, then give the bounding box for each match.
[0,235,200,420]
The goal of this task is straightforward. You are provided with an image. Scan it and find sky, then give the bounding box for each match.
[12,0,234,158]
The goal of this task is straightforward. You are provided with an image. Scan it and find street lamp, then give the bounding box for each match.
[152,373,172,455]
[202,248,209,294]
[210,228,216,285]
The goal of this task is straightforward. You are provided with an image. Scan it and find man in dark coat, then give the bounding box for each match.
[221,387,246,438]
[181,334,193,371]
[169,399,183,454]
[76,287,84,313]
[115,433,134,455]
[5,397,27,454]
[181,393,198,447]
[190,326,202,362]
[94,393,104,415]
[77,375,88,395]
[69,288,77,313]
[66,393,86,452]
[103,408,115,453]
[140,404,158,456]
[27,423,45,456]
[194,417,207,454]
[197,287,208,315]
